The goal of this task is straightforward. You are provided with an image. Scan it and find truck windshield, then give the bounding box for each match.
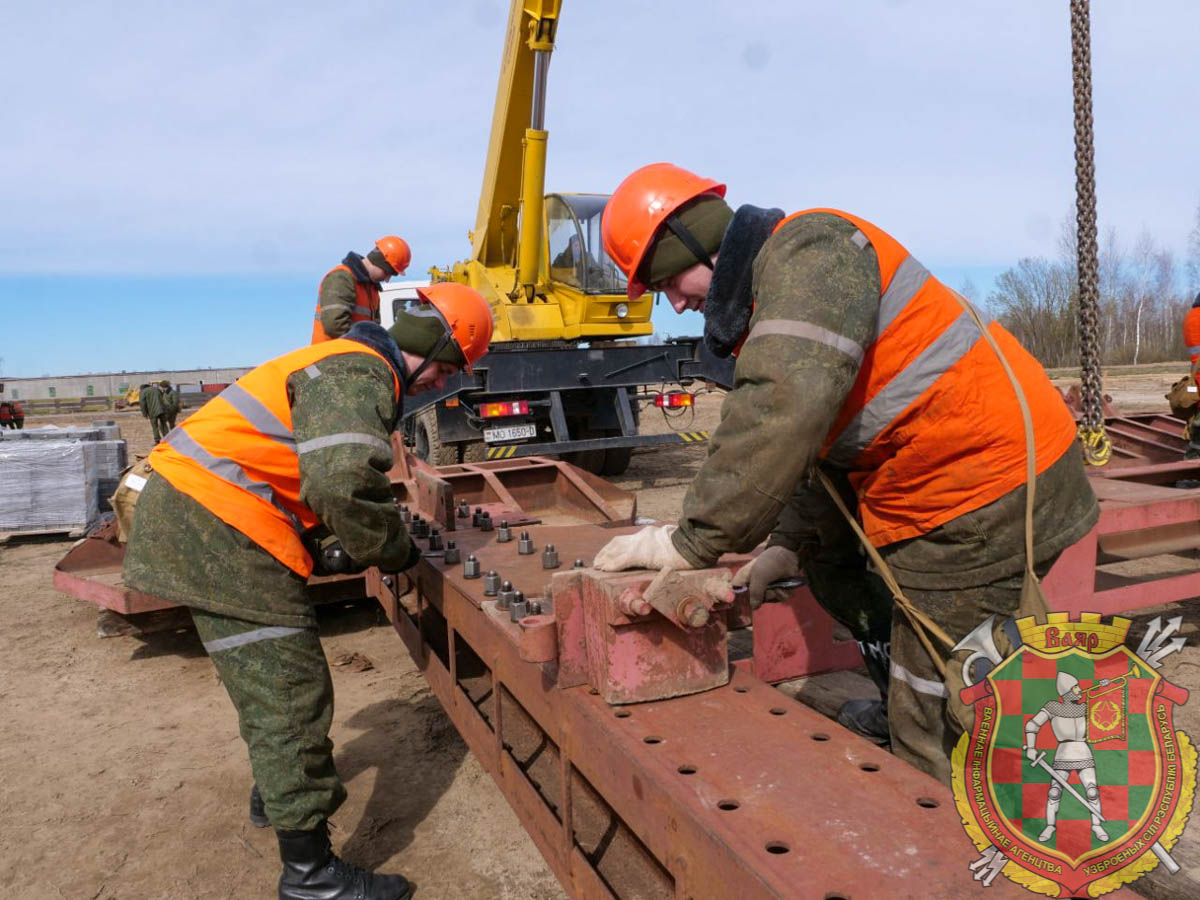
[546,194,628,295]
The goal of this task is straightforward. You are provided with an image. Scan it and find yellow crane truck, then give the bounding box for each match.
[400,0,732,475]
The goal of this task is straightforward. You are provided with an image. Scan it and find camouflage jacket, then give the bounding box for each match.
[123,323,418,626]
[318,252,380,340]
[670,211,1098,587]
[160,386,180,415]
[138,383,165,419]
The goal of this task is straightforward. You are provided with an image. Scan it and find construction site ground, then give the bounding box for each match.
[4,364,1200,899]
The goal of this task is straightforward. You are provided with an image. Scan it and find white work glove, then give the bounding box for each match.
[593,525,694,572]
[731,545,800,609]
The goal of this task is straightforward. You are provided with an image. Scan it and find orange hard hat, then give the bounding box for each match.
[601,163,726,298]
[414,282,494,373]
[375,235,412,276]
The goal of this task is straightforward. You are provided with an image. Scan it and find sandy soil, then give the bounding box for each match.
[7,378,1200,899]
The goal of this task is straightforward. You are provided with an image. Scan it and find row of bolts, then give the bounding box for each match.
[398,499,586,623]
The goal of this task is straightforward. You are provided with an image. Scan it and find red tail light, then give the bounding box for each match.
[480,400,531,418]
[654,392,694,408]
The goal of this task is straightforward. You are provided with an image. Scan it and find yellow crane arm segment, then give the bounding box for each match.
[471,0,561,288]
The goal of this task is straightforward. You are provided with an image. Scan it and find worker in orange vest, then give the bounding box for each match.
[311,235,412,343]
[1182,293,1200,457]
[124,283,492,900]
[11,401,23,429]
[0,402,11,429]
[592,163,1099,783]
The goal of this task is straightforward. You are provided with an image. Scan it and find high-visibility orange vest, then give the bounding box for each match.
[148,338,401,576]
[311,265,381,343]
[1183,306,1200,372]
[765,209,1077,547]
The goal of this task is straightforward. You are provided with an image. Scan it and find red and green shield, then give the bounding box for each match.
[956,643,1191,897]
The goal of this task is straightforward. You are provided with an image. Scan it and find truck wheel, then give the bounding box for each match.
[413,409,460,466]
[564,426,606,475]
[461,440,488,463]
[600,442,633,476]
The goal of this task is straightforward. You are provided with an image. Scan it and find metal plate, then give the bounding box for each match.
[484,422,537,443]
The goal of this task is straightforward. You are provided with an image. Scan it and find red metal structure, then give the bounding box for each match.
[51,417,1182,897]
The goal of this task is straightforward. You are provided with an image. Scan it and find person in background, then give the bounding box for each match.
[138,382,170,444]
[312,236,412,343]
[160,380,180,431]
[11,401,24,429]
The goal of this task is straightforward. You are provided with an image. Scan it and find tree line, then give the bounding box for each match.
[978,203,1200,369]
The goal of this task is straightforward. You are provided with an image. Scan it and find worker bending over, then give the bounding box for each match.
[594,163,1098,782]
[124,284,492,900]
[312,235,411,342]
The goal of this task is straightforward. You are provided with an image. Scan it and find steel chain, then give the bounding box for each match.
[1071,0,1111,465]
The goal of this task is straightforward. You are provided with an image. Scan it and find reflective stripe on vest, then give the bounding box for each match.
[769,209,1077,546]
[148,339,400,576]
[311,265,382,344]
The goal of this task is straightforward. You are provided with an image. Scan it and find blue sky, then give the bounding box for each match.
[2,1,1197,376]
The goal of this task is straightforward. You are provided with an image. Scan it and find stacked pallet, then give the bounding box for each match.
[0,421,128,536]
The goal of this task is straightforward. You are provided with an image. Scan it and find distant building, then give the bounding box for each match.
[0,367,252,401]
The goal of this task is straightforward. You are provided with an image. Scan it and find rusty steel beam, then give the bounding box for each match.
[378,520,1035,898]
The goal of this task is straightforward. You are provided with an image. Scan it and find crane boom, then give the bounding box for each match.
[472,2,559,288]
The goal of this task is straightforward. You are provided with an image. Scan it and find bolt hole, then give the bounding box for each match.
[588,687,599,695]
[733,686,748,693]
[643,735,664,745]
[717,799,740,811]
[769,707,787,716]
[765,841,790,855]
[859,763,880,773]
[677,765,698,775]
[916,796,939,809]
[811,732,831,742]
[824,894,850,900]
[613,709,631,718]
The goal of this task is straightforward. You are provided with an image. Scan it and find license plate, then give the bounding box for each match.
[483,423,537,443]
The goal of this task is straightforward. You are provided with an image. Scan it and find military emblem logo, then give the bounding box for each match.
[952,613,1197,896]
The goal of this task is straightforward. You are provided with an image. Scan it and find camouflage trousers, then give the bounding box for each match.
[805,558,894,701]
[191,608,346,831]
[887,566,1051,786]
[1187,410,1200,458]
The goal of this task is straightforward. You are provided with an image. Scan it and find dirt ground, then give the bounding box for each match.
[6,375,1200,899]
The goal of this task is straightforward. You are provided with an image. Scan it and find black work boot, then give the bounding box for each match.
[277,821,412,900]
[837,699,890,744]
[249,784,269,828]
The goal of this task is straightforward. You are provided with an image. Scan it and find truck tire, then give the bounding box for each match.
[600,441,633,476]
[564,426,606,475]
[413,408,460,466]
[461,440,488,463]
